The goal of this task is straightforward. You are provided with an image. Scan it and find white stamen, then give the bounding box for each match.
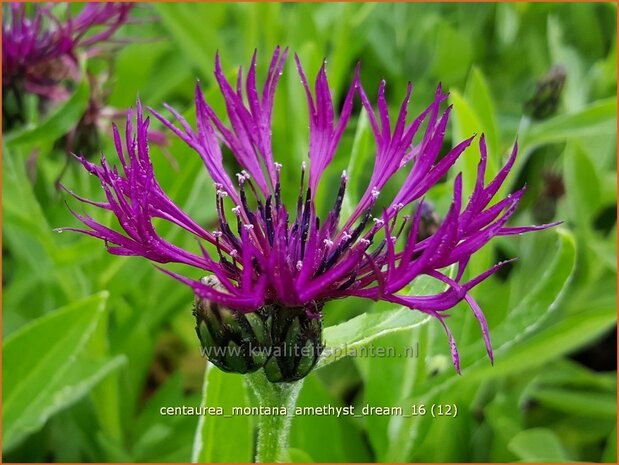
[341,170,348,181]
[373,218,385,227]
[323,239,334,247]
[296,260,303,271]
[343,231,352,241]
[231,205,242,215]
[393,203,404,211]
[274,162,282,171]
[371,187,380,199]
[243,224,254,231]
[212,231,223,238]
[230,249,239,258]
[359,238,371,246]
[236,173,246,183]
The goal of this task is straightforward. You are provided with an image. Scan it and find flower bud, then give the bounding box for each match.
[194,277,325,382]
[418,201,442,241]
[3,84,27,132]
[263,304,324,383]
[524,65,567,120]
[193,276,272,374]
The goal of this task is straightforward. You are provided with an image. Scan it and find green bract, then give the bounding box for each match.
[194,277,323,382]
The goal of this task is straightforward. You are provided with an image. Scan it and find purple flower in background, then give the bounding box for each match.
[64,48,557,376]
[3,2,132,125]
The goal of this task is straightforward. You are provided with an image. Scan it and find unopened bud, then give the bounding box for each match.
[524,65,567,120]
[418,201,442,241]
[193,276,272,374]
[193,277,324,383]
[263,303,324,383]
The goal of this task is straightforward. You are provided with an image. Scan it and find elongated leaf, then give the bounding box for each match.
[3,145,55,257]
[318,269,454,368]
[590,239,618,273]
[318,309,429,368]
[450,89,499,197]
[430,21,472,84]
[467,307,616,381]
[467,229,577,367]
[358,326,427,460]
[3,145,89,321]
[191,362,252,463]
[133,375,201,462]
[529,387,616,419]
[522,98,616,150]
[449,90,484,196]
[466,67,500,156]
[385,230,577,461]
[603,427,617,463]
[533,359,616,391]
[3,292,115,450]
[564,143,602,227]
[154,3,224,78]
[508,428,570,461]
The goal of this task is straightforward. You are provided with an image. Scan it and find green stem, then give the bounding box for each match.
[245,371,304,463]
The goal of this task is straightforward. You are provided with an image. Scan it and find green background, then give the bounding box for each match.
[3,2,617,462]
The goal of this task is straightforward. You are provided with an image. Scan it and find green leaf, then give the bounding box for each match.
[465,67,500,156]
[3,145,56,258]
[449,89,498,198]
[533,359,616,392]
[319,309,429,369]
[590,239,618,273]
[133,375,201,462]
[466,229,577,373]
[286,448,314,463]
[483,390,526,462]
[529,387,616,419]
[495,3,519,46]
[522,98,616,150]
[410,388,476,462]
[289,375,371,462]
[430,21,473,84]
[384,230,577,461]
[191,362,253,463]
[2,292,119,451]
[2,145,89,318]
[358,327,428,460]
[5,73,90,149]
[508,428,570,462]
[468,307,615,381]
[318,268,454,369]
[602,427,617,463]
[154,3,225,78]
[564,143,602,227]
[450,91,482,147]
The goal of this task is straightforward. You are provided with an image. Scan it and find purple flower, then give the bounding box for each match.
[63,49,557,373]
[2,2,132,107]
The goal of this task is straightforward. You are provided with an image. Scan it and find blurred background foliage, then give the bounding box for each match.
[3,2,617,463]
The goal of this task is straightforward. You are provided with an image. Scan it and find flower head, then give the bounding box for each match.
[2,2,132,124]
[63,48,557,375]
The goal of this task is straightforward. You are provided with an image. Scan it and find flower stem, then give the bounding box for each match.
[245,371,304,463]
